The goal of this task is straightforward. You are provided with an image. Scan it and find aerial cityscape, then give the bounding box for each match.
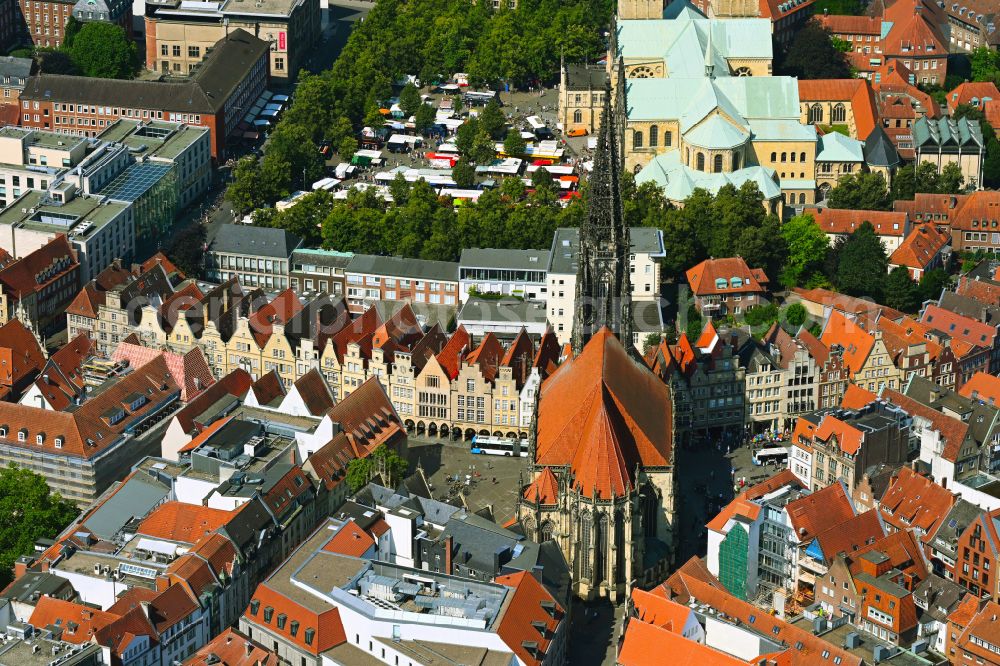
[0,0,999,664]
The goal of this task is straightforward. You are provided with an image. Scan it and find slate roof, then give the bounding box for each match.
[863,125,902,167]
[209,224,303,259]
[345,254,459,282]
[21,30,268,115]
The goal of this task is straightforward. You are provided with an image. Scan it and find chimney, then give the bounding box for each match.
[246,641,254,656]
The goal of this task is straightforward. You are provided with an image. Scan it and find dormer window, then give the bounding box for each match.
[0,426,8,437]
[54,437,63,449]
[36,433,45,445]
[17,429,27,442]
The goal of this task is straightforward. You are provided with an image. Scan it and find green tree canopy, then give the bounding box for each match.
[784,303,808,327]
[68,23,137,79]
[970,46,1000,83]
[479,99,506,139]
[346,445,409,492]
[452,159,476,188]
[836,221,888,300]
[503,129,526,156]
[399,83,422,117]
[0,466,78,588]
[884,266,919,313]
[780,213,829,287]
[780,20,852,79]
[828,171,890,210]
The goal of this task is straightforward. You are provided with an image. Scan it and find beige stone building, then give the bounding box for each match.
[144,0,321,81]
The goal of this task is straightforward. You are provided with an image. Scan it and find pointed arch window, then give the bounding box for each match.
[808,103,824,124]
[713,154,724,172]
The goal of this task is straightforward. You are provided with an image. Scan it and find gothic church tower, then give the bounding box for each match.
[571,67,633,353]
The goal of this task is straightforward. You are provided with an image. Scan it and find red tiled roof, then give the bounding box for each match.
[140,252,183,279]
[947,81,1000,113]
[249,289,303,348]
[959,372,1000,406]
[739,469,805,500]
[817,13,882,33]
[522,467,559,505]
[290,369,334,416]
[245,582,346,655]
[111,342,215,401]
[170,369,252,435]
[695,319,719,352]
[0,234,78,300]
[322,520,375,558]
[0,354,179,459]
[137,501,232,544]
[658,568,862,666]
[619,617,754,666]
[797,79,878,139]
[821,310,876,374]
[437,325,471,380]
[29,596,119,643]
[0,318,45,391]
[325,376,403,456]
[536,329,672,499]
[956,600,1000,663]
[814,414,865,455]
[178,415,235,455]
[464,332,504,383]
[370,303,422,352]
[31,334,92,410]
[249,370,285,407]
[920,304,996,348]
[630,588,692,631]
[65,283,104,319]
[706,497,762,532]
[184,628,280,666]
[686,257,768,297]
[329,305,382,363]
[494,570,563,666]
[786,482,856,542]
[808,208,909,237]
[503,328,535,387]
[841,383,878,409]
[811,509,885,562]
[878,467,954,543]
[184,627,279,666]
[794,287,904,321]
[158,281,204,331]
[889,224,949,270]
[533,329,562,377]
[882,388,971,461]
[947,191,1000,231]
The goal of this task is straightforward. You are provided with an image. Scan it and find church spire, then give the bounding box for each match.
[571,71,633,354]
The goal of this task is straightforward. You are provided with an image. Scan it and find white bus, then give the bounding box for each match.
[471,435,529,457]
[752,447,790,466]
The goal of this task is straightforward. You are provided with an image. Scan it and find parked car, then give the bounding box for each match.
[566,128,589,137]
